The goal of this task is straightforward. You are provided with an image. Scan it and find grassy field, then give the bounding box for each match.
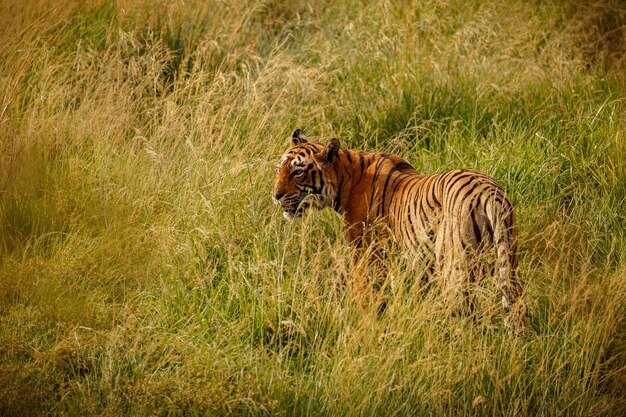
[1,0,626,415]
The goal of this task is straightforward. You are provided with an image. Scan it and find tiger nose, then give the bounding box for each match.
[273,191,285,201]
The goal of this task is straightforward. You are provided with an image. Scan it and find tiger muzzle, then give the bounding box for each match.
[273,193,305,220]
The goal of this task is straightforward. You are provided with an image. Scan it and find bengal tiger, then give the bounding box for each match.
[272,129,529,333]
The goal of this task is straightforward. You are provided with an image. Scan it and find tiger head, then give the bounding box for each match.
[272,129,341,220]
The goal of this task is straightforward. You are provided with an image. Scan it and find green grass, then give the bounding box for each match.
[1,0,625,415]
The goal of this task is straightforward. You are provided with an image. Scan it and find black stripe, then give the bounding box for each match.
[423,180,437,212]
[379,167,402,217]
[310,170,318,192]
[440,170,459,185]
[418,194,430,226]
[303,144,317,153]
[343,149,352,164]
[404,192,416,230]
[388,173,407,208]
[334,178,344,211]
[446,171,474,192]
[449,180,479,208]
[481,191,496,239]
[369,155,389,213]
[358,153,365,183]
[470,207,482,246]
[395,161,413,171]
[406,203,419,249]
[388,170,409,215]
[402,202,417,248]
[370,155,389,187]
[411,182,421,228]
[429,178,441,207]
[432,174,447,205]
[484,206,494,239]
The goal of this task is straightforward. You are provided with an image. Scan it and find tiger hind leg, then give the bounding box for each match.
[500,269,529,335]
[494,222,529,334]
[436,221,476,317]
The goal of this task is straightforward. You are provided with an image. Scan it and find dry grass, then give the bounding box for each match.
[1,0,625,415]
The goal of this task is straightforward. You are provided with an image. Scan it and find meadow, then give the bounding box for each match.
[1,0,625,415]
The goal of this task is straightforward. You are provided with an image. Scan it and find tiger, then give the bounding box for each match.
[272,128,529,334]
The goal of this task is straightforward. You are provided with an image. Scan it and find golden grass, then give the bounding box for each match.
[1,0,625,415]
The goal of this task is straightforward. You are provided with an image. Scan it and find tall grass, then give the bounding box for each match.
[1,0,625,415]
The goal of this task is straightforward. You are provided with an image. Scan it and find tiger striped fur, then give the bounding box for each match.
[272,129,529,333]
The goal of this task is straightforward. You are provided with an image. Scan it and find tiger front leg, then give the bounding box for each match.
[347,223,390,314]
[351,250,374,312]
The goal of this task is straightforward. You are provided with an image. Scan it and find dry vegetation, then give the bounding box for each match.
[1,0,625,415]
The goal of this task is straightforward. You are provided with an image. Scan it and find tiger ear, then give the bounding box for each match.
[320,138,340,163]
[291,128,308,145]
